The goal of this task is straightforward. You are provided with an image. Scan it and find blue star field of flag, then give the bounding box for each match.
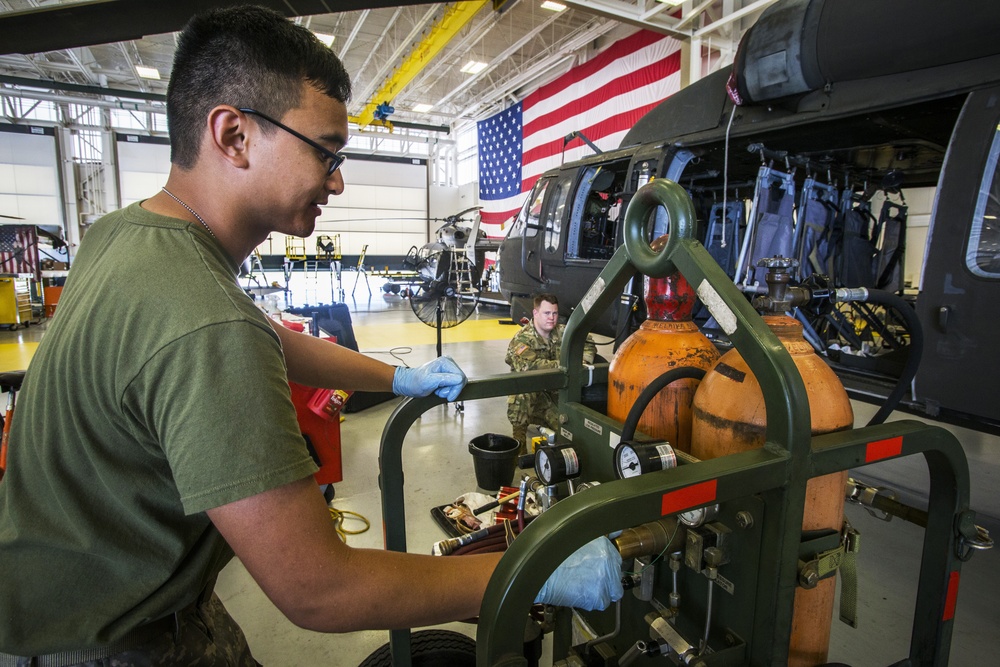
[477,102,523,201]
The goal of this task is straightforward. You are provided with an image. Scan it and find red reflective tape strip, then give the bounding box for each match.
[661,479,718,516]
[943,570,960,621]
[865,436,903,462]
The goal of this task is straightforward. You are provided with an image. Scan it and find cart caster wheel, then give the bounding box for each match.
[358,630,476,667]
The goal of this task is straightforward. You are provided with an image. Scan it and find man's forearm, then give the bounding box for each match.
[271,320,396,391]
[210,477,502,634]
[298,548,503,632]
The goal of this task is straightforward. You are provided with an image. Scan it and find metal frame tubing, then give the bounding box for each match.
[379,370,567,665]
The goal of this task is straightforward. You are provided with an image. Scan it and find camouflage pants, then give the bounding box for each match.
[5,593,260,667]
[508,390,559,454]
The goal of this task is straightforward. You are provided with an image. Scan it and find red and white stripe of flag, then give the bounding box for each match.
[479,30,682,234]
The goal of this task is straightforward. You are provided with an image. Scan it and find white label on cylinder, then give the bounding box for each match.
[584,418,603,435]
[697,279,738,334]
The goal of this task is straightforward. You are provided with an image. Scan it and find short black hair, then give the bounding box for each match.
[167,5,352,168]
[534,293,559,309]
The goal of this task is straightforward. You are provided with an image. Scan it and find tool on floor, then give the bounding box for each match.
[473,490,520,516]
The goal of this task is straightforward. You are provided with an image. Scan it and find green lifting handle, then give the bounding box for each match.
[622,177,697,277]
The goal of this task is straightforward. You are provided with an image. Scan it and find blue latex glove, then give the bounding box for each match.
[534,536,623,611]
[392,356,468,401]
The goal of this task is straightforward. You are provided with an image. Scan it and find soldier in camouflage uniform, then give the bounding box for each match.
[506,294,596,454]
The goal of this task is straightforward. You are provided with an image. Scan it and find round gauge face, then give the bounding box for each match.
[535,448,553,484]
[616,444,642,478]
[678,507,707,527]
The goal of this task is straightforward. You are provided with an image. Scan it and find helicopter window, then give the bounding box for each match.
[967,124,1000,278]
[545,177,573,253]
[522,178,550,239]
[567,162,629,260]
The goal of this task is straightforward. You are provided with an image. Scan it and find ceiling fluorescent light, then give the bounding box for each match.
[312,32,335,47]
[460,60,488,75]
[656,0,686,6]
[135,66,160,80]
[541,1,567,11]
[412,103,433,113]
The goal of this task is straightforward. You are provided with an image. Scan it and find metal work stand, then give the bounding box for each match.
[377,180,980,667]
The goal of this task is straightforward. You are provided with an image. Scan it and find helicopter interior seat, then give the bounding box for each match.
[737,165,796,286]
[794,177,840,281]
[872,198,908,293]
[704,199,745,279]
[823,191,878,288]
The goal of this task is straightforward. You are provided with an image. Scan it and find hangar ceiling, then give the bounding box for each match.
[0,0,774,132]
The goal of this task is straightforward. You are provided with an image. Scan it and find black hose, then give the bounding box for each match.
[621,367,708,441]
[862,289,923,426]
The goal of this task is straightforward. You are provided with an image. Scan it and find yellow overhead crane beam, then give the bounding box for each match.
[353,1,489,130]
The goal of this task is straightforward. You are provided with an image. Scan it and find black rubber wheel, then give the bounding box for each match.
[358,630,476,667]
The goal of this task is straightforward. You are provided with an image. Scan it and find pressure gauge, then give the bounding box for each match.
[535,445,580,485]
[678,504,719,527]
[613,441,677,479]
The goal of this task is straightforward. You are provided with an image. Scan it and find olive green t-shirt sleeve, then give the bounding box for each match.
[123,319,318,515]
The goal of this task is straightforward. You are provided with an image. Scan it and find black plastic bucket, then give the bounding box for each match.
[468,433,519,492]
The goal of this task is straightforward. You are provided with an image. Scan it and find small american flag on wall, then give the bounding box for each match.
[0,225,39,279]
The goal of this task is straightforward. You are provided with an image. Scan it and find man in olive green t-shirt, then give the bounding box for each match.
[0,6,622,666]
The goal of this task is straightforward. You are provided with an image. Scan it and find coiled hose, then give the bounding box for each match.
[621,366,708,442]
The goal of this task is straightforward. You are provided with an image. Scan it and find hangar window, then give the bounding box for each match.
[967,125,1000,278]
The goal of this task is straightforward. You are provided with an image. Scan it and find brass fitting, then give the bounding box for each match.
[614,517,684,560]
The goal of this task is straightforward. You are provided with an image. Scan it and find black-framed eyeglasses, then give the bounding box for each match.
[239,108,346,177]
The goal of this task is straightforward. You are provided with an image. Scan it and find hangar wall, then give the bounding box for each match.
[0,128,435,265]
[114,137,430,261]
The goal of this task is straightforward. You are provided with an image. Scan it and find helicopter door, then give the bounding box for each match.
[917,86,1000,424]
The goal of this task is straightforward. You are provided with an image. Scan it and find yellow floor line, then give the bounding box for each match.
[354,318,517,349]
[0,342,38,371]
[0,318,519,372]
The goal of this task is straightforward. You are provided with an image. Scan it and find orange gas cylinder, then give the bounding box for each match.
[608,237,719,451]
[690,314,853,666]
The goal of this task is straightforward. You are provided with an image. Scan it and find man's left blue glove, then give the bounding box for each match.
[392,356,468,401]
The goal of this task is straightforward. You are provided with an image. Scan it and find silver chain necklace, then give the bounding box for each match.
[160,187,216,239]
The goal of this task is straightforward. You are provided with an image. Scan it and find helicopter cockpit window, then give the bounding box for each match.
[522,179,549,239]
[567,162,629,260]
[545,177,573,253]
[967,124,1000,279]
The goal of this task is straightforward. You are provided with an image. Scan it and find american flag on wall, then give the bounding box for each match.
[477,30,683,235]
[0,225,39,280]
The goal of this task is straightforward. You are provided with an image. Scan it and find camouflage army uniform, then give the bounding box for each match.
[505,322,596,453]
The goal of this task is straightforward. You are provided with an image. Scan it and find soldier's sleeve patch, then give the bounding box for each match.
[514,343,530,356]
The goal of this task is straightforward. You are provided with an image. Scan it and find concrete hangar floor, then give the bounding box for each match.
[0,269,996,665]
